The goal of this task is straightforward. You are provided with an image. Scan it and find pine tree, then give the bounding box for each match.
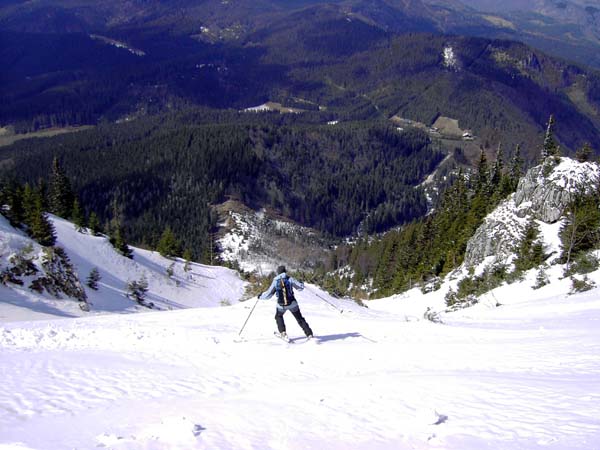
[49,157,74,218]
[575,143,593,163]
[541,115,560,161]
[157,226,181,258]
[110,225,133,258]
[71,198,86,232]
[22,183,37,228]
[509,144,524,191]
[88,212,101,236]
[474,148,490,194]
[465,149,491,236]
[4,182,25,226]
[560,192,600,271]
[29,195,56,246]
[127,275,149,305]
[490,144,504,190]
[513,219,547,273]
[183,248,193,272]
[86,267,101,290]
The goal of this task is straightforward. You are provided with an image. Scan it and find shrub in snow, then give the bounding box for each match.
[1,268,24,285]
[446,264,508,306]
[569,275,596,294]
[532,265,550,290]
[445,288,478,310]
[29,247,88,303]
[166,263,175,278]
[7,245,38,279]
[86,267,101,290]
[127,276,151,307]
[421,277,442,294]
[564,253,599,277]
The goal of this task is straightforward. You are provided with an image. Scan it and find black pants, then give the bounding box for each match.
[275,305,313,336]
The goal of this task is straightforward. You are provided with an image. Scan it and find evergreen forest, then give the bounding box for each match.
[0,110,443,261]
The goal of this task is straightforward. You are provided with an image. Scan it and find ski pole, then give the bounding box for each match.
[238,296,260,336]
[306,285,344,313]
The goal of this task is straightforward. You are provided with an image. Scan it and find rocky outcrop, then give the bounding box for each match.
[513,159,600,223]
[464,158,600,267]
[463,197,528,267]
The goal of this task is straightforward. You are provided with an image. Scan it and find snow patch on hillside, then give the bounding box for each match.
[443,46,459,70]
[218,207,329,274]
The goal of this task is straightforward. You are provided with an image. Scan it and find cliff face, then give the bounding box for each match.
[464,158,600,267]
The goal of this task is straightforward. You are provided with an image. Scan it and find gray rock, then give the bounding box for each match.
[464,158,600,267]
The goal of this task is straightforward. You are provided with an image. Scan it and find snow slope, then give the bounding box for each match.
[0,215,246,322]
[1,272,600,449]
[2,214,600,449]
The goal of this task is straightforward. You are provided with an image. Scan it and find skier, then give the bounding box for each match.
[259,265,313,341]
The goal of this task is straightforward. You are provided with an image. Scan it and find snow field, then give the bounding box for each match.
[2,281,600,449]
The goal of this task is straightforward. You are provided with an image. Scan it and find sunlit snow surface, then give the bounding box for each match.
[1,217,600,449]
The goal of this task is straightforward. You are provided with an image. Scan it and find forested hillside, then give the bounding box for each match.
[0,110,442,260]
[2,1,600,162]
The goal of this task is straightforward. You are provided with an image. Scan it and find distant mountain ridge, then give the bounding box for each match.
[2,1,600,155]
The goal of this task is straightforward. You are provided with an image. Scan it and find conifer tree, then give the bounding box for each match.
[465,149,491,234]
[49,157,74,218]
[88,212,101,236]
[183,248,193,272]
[22,183,37,228]
[575,143,593,163]
[157,226,181,258]
[509,144,524,191]
[490,144,504,190]
[86,267,101,290]
[4,182,24,226]
[29,195,56,246]
[560,191,600,271]
[513,219,547,273]
[71,198,86,232]
[541,114,560,161]
[474,148,490,194]
[110,225,133,258]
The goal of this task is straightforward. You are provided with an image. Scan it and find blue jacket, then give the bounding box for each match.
[259,272,304,307]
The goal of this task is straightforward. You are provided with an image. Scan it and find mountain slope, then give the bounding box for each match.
[2,1,600,156]
[0,214,247,321]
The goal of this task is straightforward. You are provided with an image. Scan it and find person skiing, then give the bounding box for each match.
[259,265,313,341]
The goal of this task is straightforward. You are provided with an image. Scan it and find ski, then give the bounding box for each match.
[273,331,291,343]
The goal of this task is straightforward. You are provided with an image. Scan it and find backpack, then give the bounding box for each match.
[275,276,296,306]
